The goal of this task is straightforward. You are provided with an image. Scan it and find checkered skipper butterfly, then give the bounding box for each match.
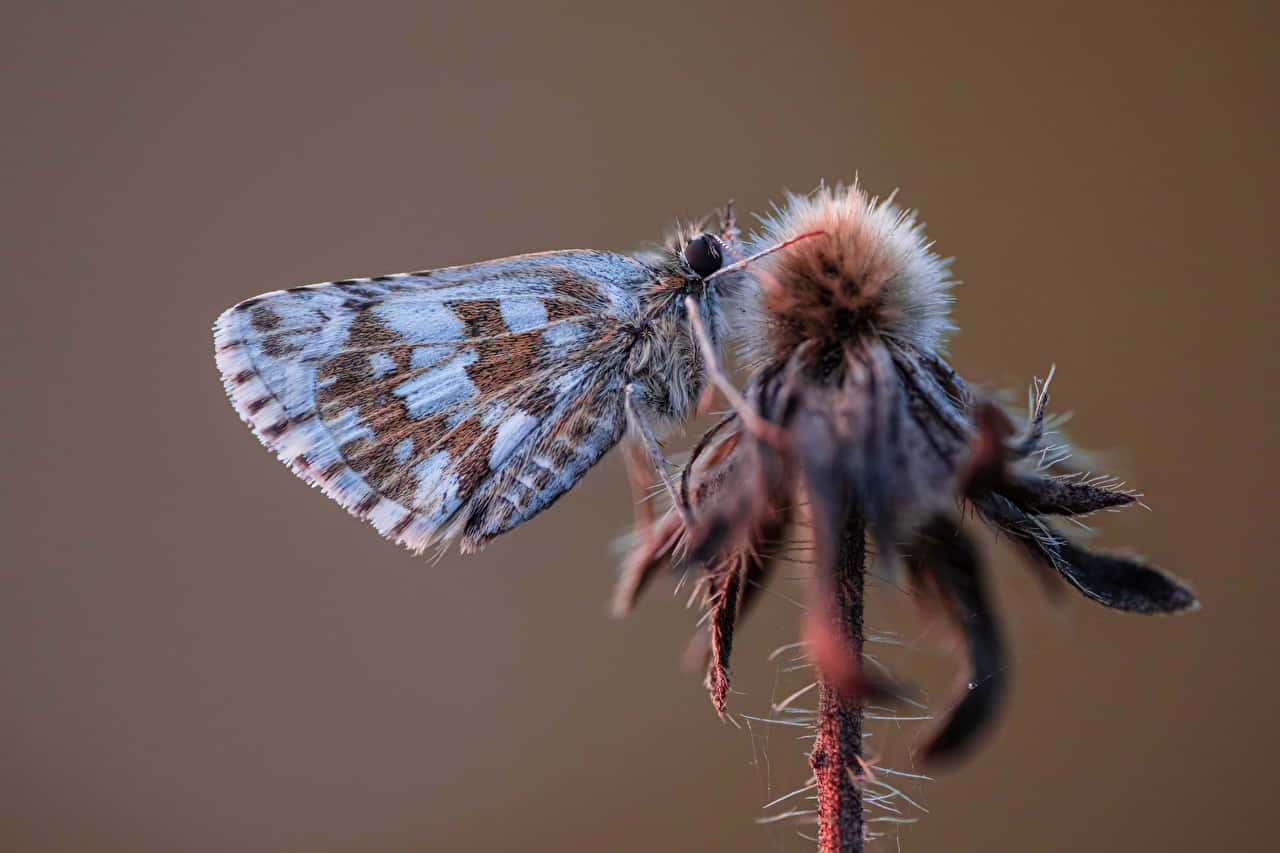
[214,207,805,554]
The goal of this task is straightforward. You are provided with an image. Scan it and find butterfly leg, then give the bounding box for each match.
[683,295,788,448]
[622,439,657,539]
[625,384,693,527]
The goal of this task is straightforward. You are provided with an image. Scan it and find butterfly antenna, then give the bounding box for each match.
[703,230,824,284]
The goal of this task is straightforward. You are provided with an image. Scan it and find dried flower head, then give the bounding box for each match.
[620,182,1197,765]
[740,183,955,365]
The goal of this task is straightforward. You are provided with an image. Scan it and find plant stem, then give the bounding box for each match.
[811,521,865,853]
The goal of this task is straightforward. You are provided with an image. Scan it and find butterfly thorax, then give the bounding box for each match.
[624,251,722,425]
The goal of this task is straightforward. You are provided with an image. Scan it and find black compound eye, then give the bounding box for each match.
[683,232,724,278]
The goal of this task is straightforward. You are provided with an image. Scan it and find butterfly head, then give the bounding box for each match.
[681,231,727,281]
[664,201,746,294]
[676,226,756,336]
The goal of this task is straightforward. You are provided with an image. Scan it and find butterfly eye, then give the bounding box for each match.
[683,233,724,278]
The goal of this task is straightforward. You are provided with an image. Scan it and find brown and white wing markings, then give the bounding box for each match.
[214,250,647,553]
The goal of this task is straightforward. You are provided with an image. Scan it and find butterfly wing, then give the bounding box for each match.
[214,250,649,553]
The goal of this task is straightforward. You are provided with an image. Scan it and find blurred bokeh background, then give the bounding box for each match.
[3,2,1276,851]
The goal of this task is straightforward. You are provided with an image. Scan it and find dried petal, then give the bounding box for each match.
[705,558,745,713]
[683,523,781,696]
[976,495,1197,613]
[1053,541,1197,613]
[997,474,1136,517]
[957,397,1135,517]
[611,516,683,618]
[696,479,791,710]
[787,343,967,567]
[906,517,1006,762]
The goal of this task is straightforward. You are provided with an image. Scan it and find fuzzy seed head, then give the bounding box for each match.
[741,183,956,367]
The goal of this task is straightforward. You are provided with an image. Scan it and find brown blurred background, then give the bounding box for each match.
[2,2,1276,851]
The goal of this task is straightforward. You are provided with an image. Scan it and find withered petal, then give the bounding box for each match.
[695,536,781,680]
[1053,541,1198,614]
[790,343,963,564]
[907,517,1007,763]
[997,474,1137,517]
[706,559,744,713]
[612,516,683,618]
[975,495,1197,614]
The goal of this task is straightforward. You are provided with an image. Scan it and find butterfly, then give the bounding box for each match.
[213,206,801,555]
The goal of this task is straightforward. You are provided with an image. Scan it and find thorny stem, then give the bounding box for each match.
[811,520,865,853]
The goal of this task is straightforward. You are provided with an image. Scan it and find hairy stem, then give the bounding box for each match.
[811,521,865,853]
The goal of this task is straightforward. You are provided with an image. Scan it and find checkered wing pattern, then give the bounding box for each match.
[214,250,649,553]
